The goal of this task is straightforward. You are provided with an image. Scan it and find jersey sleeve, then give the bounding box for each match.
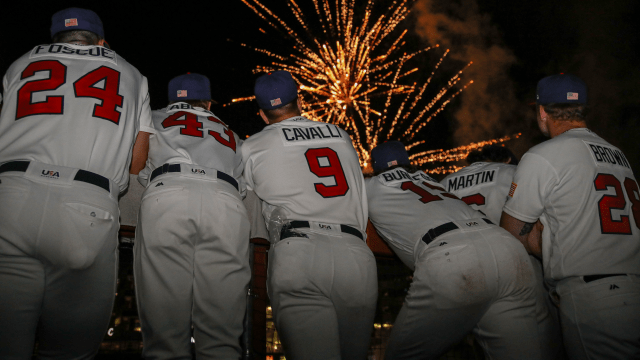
[137,77,155,134]
[503,152,557,223]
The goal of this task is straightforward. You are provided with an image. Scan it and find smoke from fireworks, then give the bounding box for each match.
[233,0,518,172]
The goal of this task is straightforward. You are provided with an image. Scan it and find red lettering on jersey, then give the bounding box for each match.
[73,66,123,124]
[401,182,441,204]
[461,193,486,207]
[594,173,631,234]
[16,60,66,119]
[207,116,237,152]
[623,177,640,229]
[162,111,203,137]
[305,148,349,198]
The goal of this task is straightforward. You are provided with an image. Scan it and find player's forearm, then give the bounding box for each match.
[499,211,542,257]
[129,131,150,175]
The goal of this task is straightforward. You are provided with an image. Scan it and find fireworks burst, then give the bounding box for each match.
[234,0,517,172]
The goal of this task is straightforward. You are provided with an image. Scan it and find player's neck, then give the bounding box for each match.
[549,119,587,138]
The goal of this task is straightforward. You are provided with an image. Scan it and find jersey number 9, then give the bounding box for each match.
[305,147,349,198]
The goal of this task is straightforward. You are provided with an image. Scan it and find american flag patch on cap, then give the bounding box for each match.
[567,92,579,100]
[508,182,517,197]
[177,90,187,97]
[270,98,282,106]
[387,160,398,167]
[65,19,78,27]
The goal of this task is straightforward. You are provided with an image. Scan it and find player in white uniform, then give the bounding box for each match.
[0,8,154,359]
[134,73,250,359]
[242,71,377,360]
[442,146,565,359]
[501,74,640,359]
[366,141,548,360]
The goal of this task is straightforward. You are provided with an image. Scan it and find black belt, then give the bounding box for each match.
[149,163,239,191]
[280,220,364,241]
[0,160,110,193]
[422,218,494,245]
[583,274,627,283]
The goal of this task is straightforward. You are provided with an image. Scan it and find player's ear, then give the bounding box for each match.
[98,39,110,49]
[259,109,270,125]
[205,101,212,111]
[296,98,303,113]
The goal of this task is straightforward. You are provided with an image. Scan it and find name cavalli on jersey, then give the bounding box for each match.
[446,168,498,192]
[279,119,343,145]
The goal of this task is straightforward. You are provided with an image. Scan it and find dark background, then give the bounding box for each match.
[1,0,638,173]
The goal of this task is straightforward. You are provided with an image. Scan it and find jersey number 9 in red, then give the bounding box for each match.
[594,173,640,234]
[305,148,349,198]
[16,60,123,124]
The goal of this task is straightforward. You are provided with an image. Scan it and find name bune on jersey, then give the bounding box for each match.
[586,142,631,169]
[281,124,343,142]
[447,170,496,192]
[381,168,436,183]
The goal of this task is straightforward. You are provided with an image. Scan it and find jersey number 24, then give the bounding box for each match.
[16,60,122,124]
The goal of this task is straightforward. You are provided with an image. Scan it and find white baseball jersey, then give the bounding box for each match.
[366,167,481,269]
[441,162,517,224]
[504,128,640,282]
[241,115,367,232]
[139,103,243,189]
[0,44,154,192]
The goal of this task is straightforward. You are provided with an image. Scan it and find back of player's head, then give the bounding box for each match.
[466,145,519,165]
[537,74,587,105]
[254,71,299,110]
[51,8,104,39]
[536,74,588,121]
[168,73,212,103]
[371,141,411,173]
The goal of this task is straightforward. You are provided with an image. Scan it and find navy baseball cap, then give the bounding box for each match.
[254,71,298,110]
[536,74,587,105]
[371,141,411,173]
[51,8,104,38]
[168,73,211,102]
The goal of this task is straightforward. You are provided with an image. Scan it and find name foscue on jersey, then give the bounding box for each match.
[281,124,342,142]
[447,170,496,191]
[30,44,117,65]
[584,141,631,169]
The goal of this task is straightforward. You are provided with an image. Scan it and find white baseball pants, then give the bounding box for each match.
[385,223,548,360]
[267,231,378,360]
[134,175,251,359]
[0,166,119,360]
[554,274,640,359]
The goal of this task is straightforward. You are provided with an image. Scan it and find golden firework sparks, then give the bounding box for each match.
[234,0,516,173]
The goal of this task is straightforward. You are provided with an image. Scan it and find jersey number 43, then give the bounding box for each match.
[594,173,640,234]
[16,60,123,124]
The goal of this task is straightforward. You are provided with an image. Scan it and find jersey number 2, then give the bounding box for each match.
[16,60,123,124]
[594,173,640,234]
[305,148,349,198]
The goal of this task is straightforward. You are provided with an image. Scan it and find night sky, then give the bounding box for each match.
[2,0,638,174]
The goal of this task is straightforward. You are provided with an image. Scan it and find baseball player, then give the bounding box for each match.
[366,141,548,360]
[134,73,250,359]
[501,74,640,359]
[241,71,377,360]
[441,145,565,359]
[0,8,154,359]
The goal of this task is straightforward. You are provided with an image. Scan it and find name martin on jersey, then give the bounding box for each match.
[446,169,497,192]
[280,124,343,142]
[30,44,117,65]
[584,141,631,169]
